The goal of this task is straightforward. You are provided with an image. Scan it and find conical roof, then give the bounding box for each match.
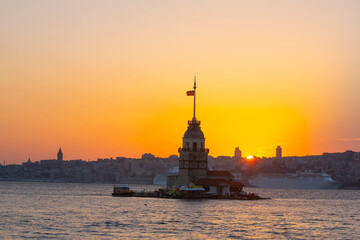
[183,119,204,139]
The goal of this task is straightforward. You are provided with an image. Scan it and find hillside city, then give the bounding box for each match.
[1,146,360,188]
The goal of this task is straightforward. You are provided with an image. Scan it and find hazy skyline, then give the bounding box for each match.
[1,1,360,164]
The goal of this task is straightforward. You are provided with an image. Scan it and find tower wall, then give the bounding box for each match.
[57,148,63,162]
[167,119,209,188]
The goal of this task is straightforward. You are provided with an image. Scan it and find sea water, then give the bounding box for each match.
[0,181,359,239]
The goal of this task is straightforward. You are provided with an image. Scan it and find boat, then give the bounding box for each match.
[153,166,179,186]
[112,185,134,197]
[248,171,342,189]
[178,185,217,198]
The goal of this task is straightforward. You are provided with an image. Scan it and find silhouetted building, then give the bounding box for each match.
[142,153,155,160]
[40,148,63,171]
[40,159,58,170]
[168,80,209,187]
[276,146,282,158]
[167,80,245,196]
[57,148,63,162]
[175,118,209,186]
[234,147,242,159]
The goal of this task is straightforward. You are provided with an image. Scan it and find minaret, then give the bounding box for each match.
[168,78,209,187]
[57,148,63,162]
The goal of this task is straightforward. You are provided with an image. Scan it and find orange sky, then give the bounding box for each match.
[1,1,360,164]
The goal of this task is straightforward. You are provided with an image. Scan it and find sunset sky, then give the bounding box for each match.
[1,1,360,164]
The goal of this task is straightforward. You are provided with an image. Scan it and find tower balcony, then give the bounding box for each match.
[179,147,190,152]
[188,120,201,125]
[178,147,209,153]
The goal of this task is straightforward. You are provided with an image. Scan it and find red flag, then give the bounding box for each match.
[187,90,194,96]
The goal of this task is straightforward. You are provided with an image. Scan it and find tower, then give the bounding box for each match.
[234,147,242,159]
[276,146,282,158]
[177,117,209,185]
[57,148,63,162]
[168,78,209,187]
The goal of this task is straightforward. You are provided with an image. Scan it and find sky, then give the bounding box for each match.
[1,0,360,164]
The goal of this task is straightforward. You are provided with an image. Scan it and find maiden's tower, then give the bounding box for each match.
[167,78,209,187]
[167,79,244,196]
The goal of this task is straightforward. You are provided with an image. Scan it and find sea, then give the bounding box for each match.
[0,181,359,239]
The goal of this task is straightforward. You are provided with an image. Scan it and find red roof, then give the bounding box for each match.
[207,170,234,177]
[194,179,228,186]
[227,181,245,187]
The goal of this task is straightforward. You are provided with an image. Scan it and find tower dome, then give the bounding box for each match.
[183,119,204,139]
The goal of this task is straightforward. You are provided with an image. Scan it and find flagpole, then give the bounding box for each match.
[193,76,196,120]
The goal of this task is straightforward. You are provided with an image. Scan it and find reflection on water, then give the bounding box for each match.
[0,182,359,239]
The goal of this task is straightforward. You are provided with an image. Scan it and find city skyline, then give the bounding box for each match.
[2,1,360,164]
[5,144,360,166]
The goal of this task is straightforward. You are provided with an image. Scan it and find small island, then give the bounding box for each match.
[112,80,268,201]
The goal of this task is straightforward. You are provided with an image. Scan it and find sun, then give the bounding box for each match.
[246,156,254,160]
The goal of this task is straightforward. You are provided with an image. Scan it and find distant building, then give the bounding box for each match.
[234,147,242,159]
[41,148,63,171]
[40,159,58,170]
[57,148,63,162]
[142,153,155,160]
[276,146,282,158]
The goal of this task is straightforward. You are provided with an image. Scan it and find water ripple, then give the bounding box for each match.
[1,182,360,239]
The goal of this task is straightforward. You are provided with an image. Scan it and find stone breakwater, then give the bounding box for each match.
[112,188,269,200]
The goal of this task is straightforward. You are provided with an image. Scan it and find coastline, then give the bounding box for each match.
[0,177,153,185]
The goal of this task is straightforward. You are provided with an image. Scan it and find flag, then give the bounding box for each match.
[187,90,195,96]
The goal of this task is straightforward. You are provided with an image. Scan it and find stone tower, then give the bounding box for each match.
[167,78,209,187]
[57,148,63,162]
[177,118,209,186]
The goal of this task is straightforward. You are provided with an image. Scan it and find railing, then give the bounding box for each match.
[179,147,209,153]
[179,147,190,152]
[188,120,201,125]
[167,175,178,180]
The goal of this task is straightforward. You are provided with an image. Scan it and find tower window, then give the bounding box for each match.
[200,142,204,149]
[186,142,189,149]
[193,142,197,151]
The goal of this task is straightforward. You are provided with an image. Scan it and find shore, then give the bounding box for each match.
[0,177,153,184]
